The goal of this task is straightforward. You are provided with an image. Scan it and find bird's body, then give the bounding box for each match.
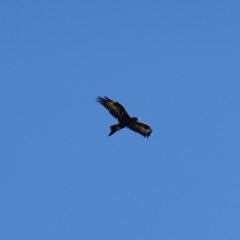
[96,96,152,138]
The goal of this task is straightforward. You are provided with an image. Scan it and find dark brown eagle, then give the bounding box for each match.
[96,96,152,138]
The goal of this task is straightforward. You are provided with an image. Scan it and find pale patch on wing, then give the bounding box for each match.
[96,96,130,120]
[128,121,152,138]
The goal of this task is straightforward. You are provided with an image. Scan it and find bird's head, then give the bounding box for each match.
[132,117,141,122]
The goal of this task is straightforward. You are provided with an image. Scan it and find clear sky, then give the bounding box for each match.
[1,1,239,239]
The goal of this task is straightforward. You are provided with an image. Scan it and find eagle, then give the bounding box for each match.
[96,96,152,138]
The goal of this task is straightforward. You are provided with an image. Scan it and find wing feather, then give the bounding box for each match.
[96,96,130,120]
[128,121,152,138]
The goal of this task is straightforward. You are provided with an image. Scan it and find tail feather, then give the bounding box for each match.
[108,124,121,136]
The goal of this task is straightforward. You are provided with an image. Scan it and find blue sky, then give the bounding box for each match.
[1,1,239,239]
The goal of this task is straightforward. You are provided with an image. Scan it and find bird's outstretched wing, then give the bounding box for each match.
[96,96,130,121]
[128,121,152,138]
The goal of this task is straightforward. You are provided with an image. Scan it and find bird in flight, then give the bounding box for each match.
[96,96,152,138]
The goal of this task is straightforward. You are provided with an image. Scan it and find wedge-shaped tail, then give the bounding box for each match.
[108,124,121,136]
